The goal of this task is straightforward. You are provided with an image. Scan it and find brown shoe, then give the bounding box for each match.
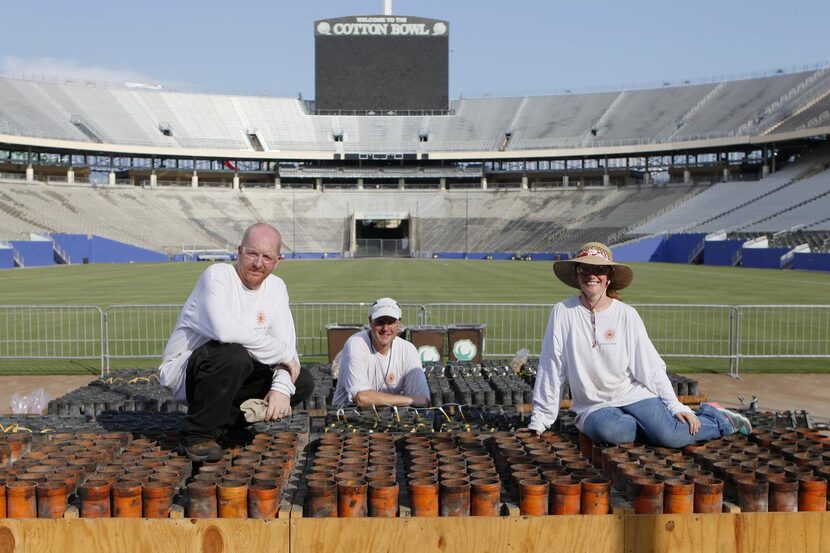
[179,438,223,462]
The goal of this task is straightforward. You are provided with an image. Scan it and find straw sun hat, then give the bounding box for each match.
[553,242,634,290]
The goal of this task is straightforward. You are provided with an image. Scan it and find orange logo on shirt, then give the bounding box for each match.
[605,329,616,341]
[256,311,267,325]
[387,374,395,384]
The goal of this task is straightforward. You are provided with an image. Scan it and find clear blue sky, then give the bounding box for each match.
[1,0,827,98]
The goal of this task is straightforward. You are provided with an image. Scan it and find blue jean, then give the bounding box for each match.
[581,398,733,448]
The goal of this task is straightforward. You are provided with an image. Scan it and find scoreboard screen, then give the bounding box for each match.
[315,15,449,112]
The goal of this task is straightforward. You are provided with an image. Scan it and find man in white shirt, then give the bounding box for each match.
[159,223,314,462]
[332,298,430,407]
[529,242,750,447]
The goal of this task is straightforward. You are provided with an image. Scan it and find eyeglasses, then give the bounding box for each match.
[240,247,278,264]
[577,265,612,276]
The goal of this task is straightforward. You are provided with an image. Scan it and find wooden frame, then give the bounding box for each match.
[1,513,828,553]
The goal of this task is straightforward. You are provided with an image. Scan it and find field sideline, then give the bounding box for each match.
[1,259,829,375]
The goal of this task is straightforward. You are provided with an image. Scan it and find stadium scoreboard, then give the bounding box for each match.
[314,15,449,112]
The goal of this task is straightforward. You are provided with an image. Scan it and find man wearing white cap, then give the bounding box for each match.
[332,298,430,407]
[529,242,751,448]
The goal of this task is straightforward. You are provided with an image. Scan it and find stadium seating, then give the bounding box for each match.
[1,66,829,265]
[0,177,700,255]
[632,145,830,236]
[2,68,828,152]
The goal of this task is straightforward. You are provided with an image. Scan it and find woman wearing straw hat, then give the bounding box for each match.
[528,242,751,448]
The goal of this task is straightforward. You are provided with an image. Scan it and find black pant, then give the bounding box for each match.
[182,340,314,443]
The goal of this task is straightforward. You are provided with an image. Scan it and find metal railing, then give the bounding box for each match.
[104,304,184,365]
[0,305,104,364]
[1,303,828,377]
[292,303,425,357]
[736,305,830,360]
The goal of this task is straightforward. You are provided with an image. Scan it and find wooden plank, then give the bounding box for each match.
[1,511,828,553]
[291,515,624,553]
[0,518,289,553]
[623,512,830,553]
[625,512,738,553]
[730,512,830,553]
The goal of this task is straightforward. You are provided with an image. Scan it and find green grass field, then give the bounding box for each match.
[1,259,829,375]
[3,259,829,305]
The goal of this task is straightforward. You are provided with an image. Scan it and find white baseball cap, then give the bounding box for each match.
[369,298,402,321]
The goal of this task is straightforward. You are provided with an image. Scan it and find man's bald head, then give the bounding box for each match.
[241,223,282,252]
[236,223,283,290]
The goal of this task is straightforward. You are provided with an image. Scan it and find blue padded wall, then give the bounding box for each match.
[612,235,666,262]
[9,241,54,267]
[792,252,830,272]
[649,233,706,264]
[286,252,342,259]
[703,239,743,266]
[89,236,167,263]
[741,247,789,269]
[524,253,571,261]
[0,249,15,269]
[51,233,92,264]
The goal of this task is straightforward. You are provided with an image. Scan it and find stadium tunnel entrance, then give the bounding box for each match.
[351,213,412,257]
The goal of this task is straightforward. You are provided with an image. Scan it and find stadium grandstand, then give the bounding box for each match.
[1,50,830,269]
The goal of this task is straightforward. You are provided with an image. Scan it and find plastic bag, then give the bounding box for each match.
[510,348,530,375]
[331,350,343,380]
[10,387,50,415]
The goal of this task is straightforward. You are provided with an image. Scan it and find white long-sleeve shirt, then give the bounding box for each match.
[528,296,691,433]
[159,263,299,403]
[332,331,429,405]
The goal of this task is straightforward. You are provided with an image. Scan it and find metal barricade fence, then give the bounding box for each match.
[0,304,104,367]
[292,303,426,356]
[631,304,737,357]
[101,302,427,371]
[737,305,830,361]
[423,303,740,365]
[422,303,553,358]
[103,304,183,372]
[1,303,829,377]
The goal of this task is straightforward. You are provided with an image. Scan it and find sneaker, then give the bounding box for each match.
[705,403,752,436]
[179,438,223,463]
